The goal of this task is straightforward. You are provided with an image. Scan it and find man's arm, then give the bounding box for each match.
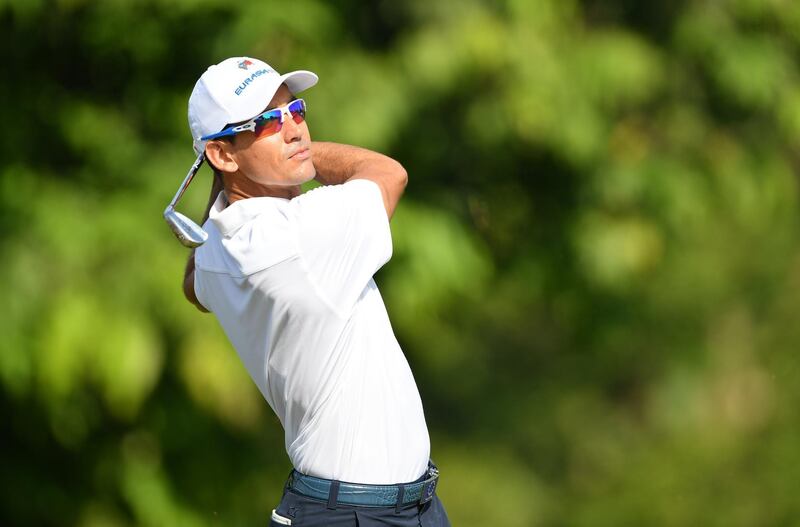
[183,250,207,312]
[183,171,224,312]
[311,142,408,219]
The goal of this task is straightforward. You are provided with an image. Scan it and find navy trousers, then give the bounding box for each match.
[270,477,451,526]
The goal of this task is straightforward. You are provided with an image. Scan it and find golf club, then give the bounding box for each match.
[164,152,209,248]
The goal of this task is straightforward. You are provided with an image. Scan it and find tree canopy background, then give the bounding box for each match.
[2,0,800,525]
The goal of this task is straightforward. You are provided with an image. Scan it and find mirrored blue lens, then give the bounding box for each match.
[254,109,282,137]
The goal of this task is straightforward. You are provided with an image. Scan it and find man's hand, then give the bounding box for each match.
[311,142,408,219]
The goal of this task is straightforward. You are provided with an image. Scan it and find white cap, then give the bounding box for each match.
[188,57,318,155]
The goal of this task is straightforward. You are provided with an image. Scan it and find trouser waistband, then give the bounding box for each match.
[286,462,440,510]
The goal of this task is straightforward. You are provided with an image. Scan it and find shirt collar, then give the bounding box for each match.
[209,192,288,237]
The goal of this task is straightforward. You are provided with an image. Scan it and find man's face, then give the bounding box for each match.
[226,84,315,187]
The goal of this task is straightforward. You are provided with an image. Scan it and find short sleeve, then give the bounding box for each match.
[290,179,392,313]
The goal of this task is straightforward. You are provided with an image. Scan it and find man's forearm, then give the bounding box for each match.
[182,171,223,313]
[311,141,408,218]
[183,250,208,313]
[311,141,398,185]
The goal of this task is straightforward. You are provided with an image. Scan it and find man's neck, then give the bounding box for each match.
[224,179,302,205]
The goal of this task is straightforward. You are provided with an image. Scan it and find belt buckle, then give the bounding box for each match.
[419,476,438,504]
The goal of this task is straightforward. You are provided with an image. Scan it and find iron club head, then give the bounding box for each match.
[164,207,209,248]
[164,153,209,248]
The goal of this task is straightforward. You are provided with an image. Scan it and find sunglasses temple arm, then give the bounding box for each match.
[165,153,205,214]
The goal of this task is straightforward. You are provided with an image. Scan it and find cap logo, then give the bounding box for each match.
[238,59,254,70]
[234,68,272,96]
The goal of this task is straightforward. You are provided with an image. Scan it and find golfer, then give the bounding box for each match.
[180,57,450,526]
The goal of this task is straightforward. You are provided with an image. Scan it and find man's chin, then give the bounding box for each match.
[293,165,317,186]
[306,166,317,182]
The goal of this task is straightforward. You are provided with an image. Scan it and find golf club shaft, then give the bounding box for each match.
[166,153,205,213]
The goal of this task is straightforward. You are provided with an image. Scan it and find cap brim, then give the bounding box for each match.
[280,70,319,95]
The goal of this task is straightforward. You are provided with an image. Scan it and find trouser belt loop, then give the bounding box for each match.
[395,484,405,514]
[327,480,340,510]
[283,470,294,497]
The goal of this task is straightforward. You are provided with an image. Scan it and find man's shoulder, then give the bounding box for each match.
[288,180,386,232]
[195,207,297,278]
[292,180,381,205]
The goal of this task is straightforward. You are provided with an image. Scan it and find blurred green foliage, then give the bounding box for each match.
[2,0,800,525]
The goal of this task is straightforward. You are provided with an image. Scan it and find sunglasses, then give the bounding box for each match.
[201,98,307,141]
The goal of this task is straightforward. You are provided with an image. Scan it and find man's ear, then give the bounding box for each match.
[205,140,239,174]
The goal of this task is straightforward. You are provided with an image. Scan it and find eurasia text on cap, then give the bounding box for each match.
[235,68,272,96]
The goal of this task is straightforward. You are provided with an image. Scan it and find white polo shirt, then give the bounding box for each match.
[193,179,430,485]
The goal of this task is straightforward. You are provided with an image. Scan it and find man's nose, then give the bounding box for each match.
[281,109,303,142]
